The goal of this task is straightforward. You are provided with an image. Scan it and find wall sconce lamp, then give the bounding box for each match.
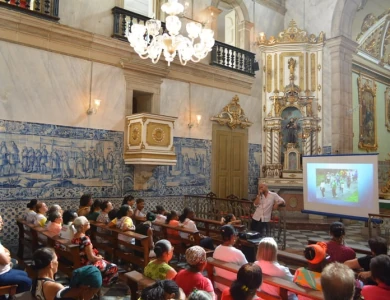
[87,99,101,115]
[188,114,202,129]
[86,62,102,115]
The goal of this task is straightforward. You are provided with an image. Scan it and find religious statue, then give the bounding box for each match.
[288,58,296,79]
[286,118,297,143]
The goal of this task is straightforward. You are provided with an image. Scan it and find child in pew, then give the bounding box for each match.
[34,201,49,227]
[175,246,216,299]
[178,208,215,250]
[255,237,297,300]
[135,212,156,258]
[165,210,181,246]
[86,199,101,221]
[221,263,264,300]
[0,215,32,296]
[220,213,241,225]
[293,242,328,300]
[59,210,77,240]
[46,210,63,235]
[139,280,184,300]
[72,216,118,287]
[31,247,101,300]
[24,199,38,224]
[122,195,135,209]
[144,239,177,280]
[134,198,146,218]
[77,194,93,217]
[361,254,390,300]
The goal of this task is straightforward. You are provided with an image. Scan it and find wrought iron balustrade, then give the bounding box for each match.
[211,41,257,76]
[112,6,166,41]
[0,0,60,21]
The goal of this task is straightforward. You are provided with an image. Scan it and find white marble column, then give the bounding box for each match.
[272,129,280,164]
[326,36,358,154]
[266,129,272,165]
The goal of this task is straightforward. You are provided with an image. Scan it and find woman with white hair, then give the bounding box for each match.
[255,237,297,300]
[71,216,118,286]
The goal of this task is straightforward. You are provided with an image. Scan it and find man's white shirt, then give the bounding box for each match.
[252,191,285,222]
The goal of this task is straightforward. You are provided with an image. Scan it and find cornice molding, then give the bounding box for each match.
[256,0,286,15]
[0,7,255,95]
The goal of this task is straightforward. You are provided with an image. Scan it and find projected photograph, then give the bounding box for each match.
[315,169,358,202]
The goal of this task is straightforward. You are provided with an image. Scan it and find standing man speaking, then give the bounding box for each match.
[251,183,285,236]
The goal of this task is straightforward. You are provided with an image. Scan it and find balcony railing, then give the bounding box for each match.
[210,41,256,76]
[0,0,60,21]
[112,7,256,76]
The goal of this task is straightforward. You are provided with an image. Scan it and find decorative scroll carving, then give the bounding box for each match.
[358,75,377,151]
[310,53,316,92]
[257,20,325,45]
[211,95,253,129]
[267,55,273,93]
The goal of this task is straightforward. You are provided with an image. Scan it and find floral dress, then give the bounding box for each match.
[71,235,118,286]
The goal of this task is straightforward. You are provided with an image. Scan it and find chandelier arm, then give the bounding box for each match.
[151,51,163,64]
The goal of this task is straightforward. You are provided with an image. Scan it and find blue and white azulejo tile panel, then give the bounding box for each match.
[248,143,261,197]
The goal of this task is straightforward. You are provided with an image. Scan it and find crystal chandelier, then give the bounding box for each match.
[127,0,215,66]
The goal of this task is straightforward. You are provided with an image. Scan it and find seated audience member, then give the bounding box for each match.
[155,205,167,222]
[86,199,102,221]
[122,195,135,208]
[134,198,146,218]
[361,255,390,300]
[326,222,355,263]
[144,239,177,280]
[24,199,38,223]
[165,210,180,245]
[188,290,213,300]
[135,212,156,258]
[221,263,263,300]
[179,207,215,250]
[32,247,101,300]
[95,201,113,242]
[47,204,63,217]
[77,194,93,217]
[140,280,183,300]
[344,236,388,284]
[34,201,49,227]
[220,214,241,225]
[321,262,356,300]
[107,208,118,226]
[0,215,32,294]
[293,242,328,299]
[72,216,118,286]
[255,237,297,300]
[175,246,215,299]
[59,210,77,240]
[116,205,135,245]
[46,210,63,235]
[213,225,247,292]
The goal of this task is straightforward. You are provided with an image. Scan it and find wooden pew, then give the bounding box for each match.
[277,250,308,273]
[0,285,17,299]
[124,270,155,300]
[89,221,118,261]
[307,238,371,255]
[36,230,81,278]
[206,257,324,300]
[16,219,39,259]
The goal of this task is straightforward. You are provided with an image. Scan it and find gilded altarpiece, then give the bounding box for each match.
[257,20,324,185]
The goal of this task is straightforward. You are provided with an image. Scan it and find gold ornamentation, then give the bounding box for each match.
[318,146,322,154]
[288,174,297,178]
[142,117,147,124]
[318,84,322,91]
[380,154,390,194]
[263,105,266,112]
[210,95,253,129]
[317,64,321,71]
[279,52,304,91]
[263,65,266,72]
[318,104,322,112]
[146,122,171,147]
[141,142,145,149]
[317,126,321,132]
[128,122,142,146]
[263,86,266,92]
[385,87,390,131]
[257,20,325,45]
[358,75,378,151]
[275,54,278,91]
[152,127,165,143]
[267,55,273,93]
[310,53,316,92]
[288,57,296,81]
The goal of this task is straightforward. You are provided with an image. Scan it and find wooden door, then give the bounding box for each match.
[212,124,248,199]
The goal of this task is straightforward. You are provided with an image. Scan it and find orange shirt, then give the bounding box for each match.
[167,220,180,245]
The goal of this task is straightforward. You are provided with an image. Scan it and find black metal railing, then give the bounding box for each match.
[211,41,256,76]
[112,6,166,41]
[0,0,60,21]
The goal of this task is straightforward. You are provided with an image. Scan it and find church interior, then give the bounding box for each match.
[0,0,390,299]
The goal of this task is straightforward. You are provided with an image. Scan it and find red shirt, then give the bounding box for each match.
[326,240,356,263]
[175,269,214,296]
[221,289,263,300]
[361,283,390,300]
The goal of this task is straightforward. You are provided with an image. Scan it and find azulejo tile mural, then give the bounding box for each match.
[0,119,124,200]
[249,143,262,197]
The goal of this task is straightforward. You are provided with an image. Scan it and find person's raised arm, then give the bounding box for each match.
[344,258,361,270]
[253,194,261,206]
